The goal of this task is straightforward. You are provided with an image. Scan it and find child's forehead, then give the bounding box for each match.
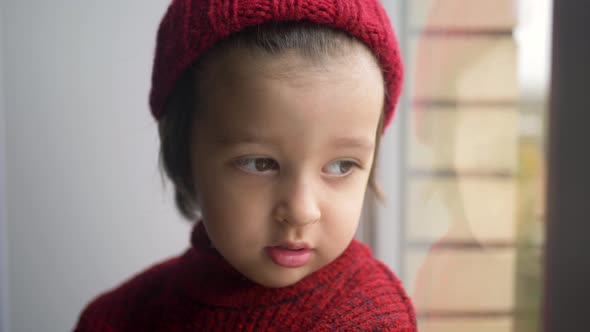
[193,57,384,149]
[201,53,384,111]
[200,43,383,88]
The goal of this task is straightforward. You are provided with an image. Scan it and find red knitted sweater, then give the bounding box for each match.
[74,223,417,331]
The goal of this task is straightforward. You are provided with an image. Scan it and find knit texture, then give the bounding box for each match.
[74,222,417,331]
[149,0,404,131]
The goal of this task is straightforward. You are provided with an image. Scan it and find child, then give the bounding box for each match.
[75,0,416,330]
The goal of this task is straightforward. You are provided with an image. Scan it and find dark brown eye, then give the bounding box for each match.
[339,161,354,173]
[324,160,357,176]
[255,158,277,171]
[236,158,279,173]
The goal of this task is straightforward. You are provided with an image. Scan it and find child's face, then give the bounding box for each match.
[190,45,384,288]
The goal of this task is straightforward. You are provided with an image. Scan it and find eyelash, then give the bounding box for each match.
[234,158,279,173]
[233,157,361,176]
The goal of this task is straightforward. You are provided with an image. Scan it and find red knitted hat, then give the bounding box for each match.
[149,0,404,131]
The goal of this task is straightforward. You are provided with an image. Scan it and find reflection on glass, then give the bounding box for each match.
[400,1,550,331]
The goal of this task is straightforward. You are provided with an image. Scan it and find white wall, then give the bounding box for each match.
[1,1,192,331]
[1,1,10,331]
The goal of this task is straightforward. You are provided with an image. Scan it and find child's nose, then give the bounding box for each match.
[273,175,321,227]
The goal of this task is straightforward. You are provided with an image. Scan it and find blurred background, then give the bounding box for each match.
[0,0,551,331]
[372,1,550,331]
[0,1,192,331]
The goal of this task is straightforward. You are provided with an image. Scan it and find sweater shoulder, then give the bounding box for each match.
[317,243,417,331]
[73,253,184,331]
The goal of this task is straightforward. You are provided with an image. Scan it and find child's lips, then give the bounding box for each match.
[265,242,312,268]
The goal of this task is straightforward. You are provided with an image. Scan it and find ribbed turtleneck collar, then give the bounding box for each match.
[175,221,371,308]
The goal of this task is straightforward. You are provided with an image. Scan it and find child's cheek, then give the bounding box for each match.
[335,185,367,218]
[204,169,274,217]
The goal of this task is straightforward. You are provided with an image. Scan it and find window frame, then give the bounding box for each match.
[543,1,590,331]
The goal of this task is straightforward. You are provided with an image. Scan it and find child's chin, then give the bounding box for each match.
[259,279,302,289]
[253,272,309,289]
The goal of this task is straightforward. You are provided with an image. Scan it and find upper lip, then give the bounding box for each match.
[270,241,310,250]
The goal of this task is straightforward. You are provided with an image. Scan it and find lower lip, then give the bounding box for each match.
[265,247,312,268]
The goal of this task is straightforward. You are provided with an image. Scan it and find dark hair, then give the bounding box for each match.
[158,21,385,221]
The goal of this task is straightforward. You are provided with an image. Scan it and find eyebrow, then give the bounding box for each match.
[214,133,275,146]
[329,137,375,152]
[214,133,374,151]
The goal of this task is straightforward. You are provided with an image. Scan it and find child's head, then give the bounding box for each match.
[152,0,402,288]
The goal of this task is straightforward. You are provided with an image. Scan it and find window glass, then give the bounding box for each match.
[374,1,551,331]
